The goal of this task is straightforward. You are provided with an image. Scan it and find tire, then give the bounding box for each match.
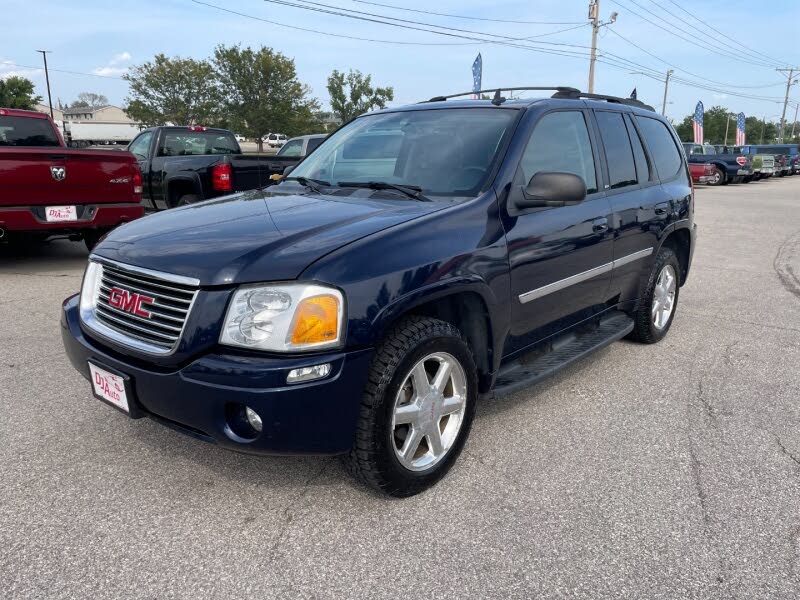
[742,176,753,183]
[628,246,681,344]
[83,229,108,252]
[707,166,726,186]
[176,194,200,207]
[346,316,478,497]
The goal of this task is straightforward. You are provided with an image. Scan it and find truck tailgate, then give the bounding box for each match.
[0,148,138,206]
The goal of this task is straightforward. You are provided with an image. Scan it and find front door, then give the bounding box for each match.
[502,109,614,356]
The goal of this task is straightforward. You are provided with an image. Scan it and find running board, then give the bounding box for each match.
[486,311,634,399]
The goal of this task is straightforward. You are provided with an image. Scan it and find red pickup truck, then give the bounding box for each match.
[0,108,144,249]
[689,162,715,185]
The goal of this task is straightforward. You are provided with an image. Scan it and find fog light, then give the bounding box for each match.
[245,406,263,432]
[287,363,331,384]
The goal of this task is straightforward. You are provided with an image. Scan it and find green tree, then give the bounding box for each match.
[0,76,42,110]
[213,44,320,151]
[675,105,770,145]
[124,54,221,127]
[326,69,393,123]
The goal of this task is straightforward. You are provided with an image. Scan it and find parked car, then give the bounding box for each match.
[62,88,695,496]
[234,134,246,143]
[127,126,302,209]
[0,108,144,249]
[262,133,287,148]
[276,134,327,158]
[682,143,753,185]
[740,144,796,177]
[689,162,715,184]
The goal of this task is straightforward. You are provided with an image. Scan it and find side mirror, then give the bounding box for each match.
[283,165,296,176]
[517,172,587,209]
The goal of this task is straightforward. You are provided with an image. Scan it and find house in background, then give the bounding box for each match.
[61,105,135,124]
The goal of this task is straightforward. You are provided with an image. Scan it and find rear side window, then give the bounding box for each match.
[520,111,597,194]
[306,136,325,153]
[277,139,303,157]
[636,116,684,180]
[158,131,239,156]
[595,111,637,190]
[128,131,152,159]
[0,116,60,147]
[625,115,650,183]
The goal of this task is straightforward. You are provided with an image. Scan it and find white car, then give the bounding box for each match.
[234,134,246,143]
[262,133,287,148]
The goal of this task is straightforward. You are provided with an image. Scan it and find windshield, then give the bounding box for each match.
[158,130,239,156]
[0,116,60,147]
[287,108,518,197]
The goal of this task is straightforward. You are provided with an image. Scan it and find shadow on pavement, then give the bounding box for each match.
[0,238,89,273]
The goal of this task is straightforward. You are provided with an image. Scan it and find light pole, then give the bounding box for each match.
[724,114,736,146]
[587,1,617,93]
[762,115,782,144]
[36,50,54,120]
[661,69,673,116]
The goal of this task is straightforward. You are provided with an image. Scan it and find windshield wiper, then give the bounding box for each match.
[337,181,432,202]
[285,176,330,194]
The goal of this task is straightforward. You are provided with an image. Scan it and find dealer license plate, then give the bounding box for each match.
[89,363,130,414]
[45,206,78,222]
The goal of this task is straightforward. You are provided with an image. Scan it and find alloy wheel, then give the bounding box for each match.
[652,264,677,330]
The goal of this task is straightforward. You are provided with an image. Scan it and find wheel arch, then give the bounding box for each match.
[166,175,202,207]
[657,225,692,286]
[371,281,498,393]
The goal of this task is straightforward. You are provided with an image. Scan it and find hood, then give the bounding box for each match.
[94,188,442,286]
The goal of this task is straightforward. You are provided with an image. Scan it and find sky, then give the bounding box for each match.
[2,0,799,124]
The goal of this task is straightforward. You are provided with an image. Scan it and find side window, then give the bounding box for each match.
[636,116,684,181]
[625,115,651,184]
[595,111,637,190]
[519,111,597,194]
[128,131,152,159]
[278,139,303,157]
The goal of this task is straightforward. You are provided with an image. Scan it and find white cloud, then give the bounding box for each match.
[713,93,729,100]
[0,59,41,80]
[92,52,132,77]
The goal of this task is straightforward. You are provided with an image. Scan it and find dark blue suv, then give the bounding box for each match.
[62,87,696,496]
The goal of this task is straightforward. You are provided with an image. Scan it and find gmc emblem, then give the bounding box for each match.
[108,287,154,318]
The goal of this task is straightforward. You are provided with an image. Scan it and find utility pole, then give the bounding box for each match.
[36,50,54,120]
[791,102,799,140]
[724,114,736,146]
[761,116,766,144]
[587,1,617,93]
[661,69,673,116]
[776,67,798,142]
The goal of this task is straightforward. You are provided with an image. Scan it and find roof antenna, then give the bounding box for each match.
[491,89,506,106]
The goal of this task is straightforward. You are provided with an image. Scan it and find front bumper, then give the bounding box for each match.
[736,168,753,176]
[0,203,144,233]
[61,294,374,455]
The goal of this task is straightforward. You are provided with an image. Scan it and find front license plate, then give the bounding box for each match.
[89,362,130,414]
[45,205,78,222]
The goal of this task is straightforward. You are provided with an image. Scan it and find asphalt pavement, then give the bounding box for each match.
[1,178,799,599]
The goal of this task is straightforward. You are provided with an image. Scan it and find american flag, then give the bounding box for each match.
[693,101,704,144]
[472,53,482,100]
[736,112,746,146]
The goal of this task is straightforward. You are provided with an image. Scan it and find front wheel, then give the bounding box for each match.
[708,166,726,186]
[628,246,681,344]
[346,316,478,497]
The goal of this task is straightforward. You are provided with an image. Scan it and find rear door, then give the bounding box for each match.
[594,110,672,300]
[503,108,614,355]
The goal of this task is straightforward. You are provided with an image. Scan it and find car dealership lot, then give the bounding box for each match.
[2,180,800,598]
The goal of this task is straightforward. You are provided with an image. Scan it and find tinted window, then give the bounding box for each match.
[625,115,650,183]
[519,111,597,194]
[595,111,637,189]
[290,108,517,196]
[128,131,152,158]
[159,131,239,156]
[0,116,60,147]
[306,136,325,153]
[636,117,683,180]
[277,139,303,157]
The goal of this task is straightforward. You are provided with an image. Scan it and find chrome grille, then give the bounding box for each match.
[90,260,198,354]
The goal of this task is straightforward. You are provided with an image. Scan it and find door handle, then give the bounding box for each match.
[655,203,670,215]
[592,218,608,233]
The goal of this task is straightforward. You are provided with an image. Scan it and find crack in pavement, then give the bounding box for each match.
[773,230,800,300]
[775,435,800,469]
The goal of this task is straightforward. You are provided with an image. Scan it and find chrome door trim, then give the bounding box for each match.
[518,247,654,304]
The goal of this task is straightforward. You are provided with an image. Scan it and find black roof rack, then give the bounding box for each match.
[424,87,580,103]
[550,89,655,111]
[424,86,655,112]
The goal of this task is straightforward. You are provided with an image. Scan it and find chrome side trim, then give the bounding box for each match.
[612,247,653,269]
[518,247,654,304]
[519,262,613,304]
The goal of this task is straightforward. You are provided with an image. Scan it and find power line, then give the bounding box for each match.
[607,0,778,69]
[0,61,127,80]
[642,0,782,68]
[662,0,788,67]
[351,0,585,25]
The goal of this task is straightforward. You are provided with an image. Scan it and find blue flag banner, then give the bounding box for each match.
[472,53,482,99]
[736,112,746,146]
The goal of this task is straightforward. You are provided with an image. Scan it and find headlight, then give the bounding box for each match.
[219,283,345,352]
[79,260,103,320]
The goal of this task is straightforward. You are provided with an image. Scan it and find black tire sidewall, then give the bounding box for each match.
[632,247,681,343]
[369,325,478,496]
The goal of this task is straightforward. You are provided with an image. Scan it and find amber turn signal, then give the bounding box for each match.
[290,294,340,345]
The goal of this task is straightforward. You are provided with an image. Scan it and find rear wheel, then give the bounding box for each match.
[628,246,680,344]
[176,194,200,207]
[346,316,478,497]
